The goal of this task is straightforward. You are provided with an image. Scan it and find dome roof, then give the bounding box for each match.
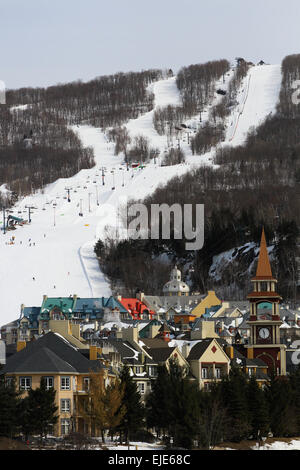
[163,265,190,294]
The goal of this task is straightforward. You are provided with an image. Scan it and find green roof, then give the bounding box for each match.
[40,297,76,315]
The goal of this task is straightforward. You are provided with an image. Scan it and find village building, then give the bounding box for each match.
[0,331,115,437]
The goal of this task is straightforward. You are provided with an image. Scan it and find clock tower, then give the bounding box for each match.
[246,228,286,375]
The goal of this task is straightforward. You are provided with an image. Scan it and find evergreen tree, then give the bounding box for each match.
[117,365,145,444]
[0,376,21,438]
[219,367,250,442]
[145,364,173,437]
[167,358,199,449]
[146,358,199,449]
[19,378,58,441]
[286,366,300,436]
[265,374,297,437]
[247,376,270,439]
[197,384,228,449]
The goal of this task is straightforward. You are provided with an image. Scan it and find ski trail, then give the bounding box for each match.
[225,64,281,146]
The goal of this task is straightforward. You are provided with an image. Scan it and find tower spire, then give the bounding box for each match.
[255,227,273,279]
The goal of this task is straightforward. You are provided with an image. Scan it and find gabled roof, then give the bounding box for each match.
[0,332,105,375]
[146,347,176,363]
[107,338,140,361]
[188,339,216,360]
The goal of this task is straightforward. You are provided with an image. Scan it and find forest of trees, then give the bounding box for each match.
[2,360,300,449]
[0,69,164,201]
[191,58,249,155]
[152,60,230,142]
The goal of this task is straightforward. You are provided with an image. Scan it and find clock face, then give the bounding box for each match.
[258,327,270,339]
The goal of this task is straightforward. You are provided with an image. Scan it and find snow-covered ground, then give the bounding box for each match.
[0,64,282,326]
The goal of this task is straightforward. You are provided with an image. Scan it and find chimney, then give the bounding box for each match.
[17,340,26,352]
[122,327,139,347]
[191,321,219,340]
[149,324,161,338]
[225,346,234,359]
[247,347,254,359]
[89,345,98,361]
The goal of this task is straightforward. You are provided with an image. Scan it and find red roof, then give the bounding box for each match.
[119,298,155,319]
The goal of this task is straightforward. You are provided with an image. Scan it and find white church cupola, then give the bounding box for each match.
[163,265,190,297]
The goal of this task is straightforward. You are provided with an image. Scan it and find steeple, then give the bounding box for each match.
[254,228,273,280]
[247,227,282,316]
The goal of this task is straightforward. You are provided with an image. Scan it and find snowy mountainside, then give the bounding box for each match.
[0,63,282,326]
[209,242,275,283]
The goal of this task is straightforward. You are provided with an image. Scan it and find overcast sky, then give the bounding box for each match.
[1,0,300,89]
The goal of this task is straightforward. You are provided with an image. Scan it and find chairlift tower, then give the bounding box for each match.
[25,205,35,223]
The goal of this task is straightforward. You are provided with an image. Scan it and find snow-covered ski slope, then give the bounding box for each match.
[0,65,282,325]
[225,64,282,146]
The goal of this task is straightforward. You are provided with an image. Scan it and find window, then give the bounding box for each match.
[135,366,142,374]
[61,399,71,413]
[148,366,157,377]
[61,376,71,390]
[5,376,14,387]
[83,377,90,391]
[61,419,71,435]
[20,376,32,391]
[42,376,54,390]
[201,368,208,379]
[137,382,145,394]
[215,368,221,379]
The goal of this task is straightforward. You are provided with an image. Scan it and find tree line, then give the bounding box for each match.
[191,58,249,155]
[152,60,230,140]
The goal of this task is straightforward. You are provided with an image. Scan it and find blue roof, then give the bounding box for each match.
[21,307,41,328]
[104,296,128,313]
[74,297,128,314]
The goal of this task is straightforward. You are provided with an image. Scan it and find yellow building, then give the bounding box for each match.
[191,291,222,318]
[0,332,114,437]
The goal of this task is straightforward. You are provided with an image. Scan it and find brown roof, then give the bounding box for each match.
[254,228,275,280]
[147,347,176,363]
[141,338,169,349]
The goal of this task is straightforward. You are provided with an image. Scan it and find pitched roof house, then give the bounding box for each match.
[0,332,115,437]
